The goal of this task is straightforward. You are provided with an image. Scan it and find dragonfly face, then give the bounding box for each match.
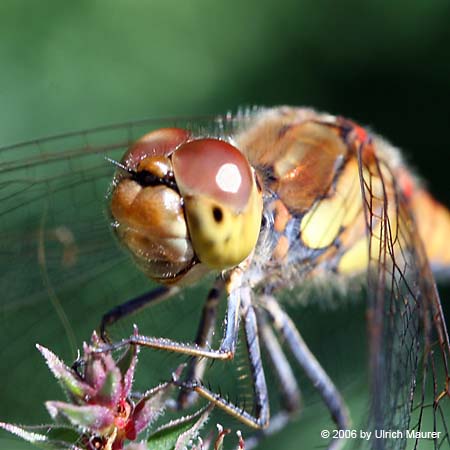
[0,107,449,450]
[109,127,263,285]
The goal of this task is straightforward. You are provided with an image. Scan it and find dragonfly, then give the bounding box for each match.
[0,107,449,450]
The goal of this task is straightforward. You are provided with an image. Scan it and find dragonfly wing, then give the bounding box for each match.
[0,114,246,426]
[0,114,245,317]
[357,141,450,449]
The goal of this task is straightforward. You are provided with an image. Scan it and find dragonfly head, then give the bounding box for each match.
[110,128,263,284]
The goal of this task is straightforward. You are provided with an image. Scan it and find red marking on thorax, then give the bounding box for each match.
[334,117,370,150]
[338,118,376,164]
[352,123,369,144]
[397,168,415,200]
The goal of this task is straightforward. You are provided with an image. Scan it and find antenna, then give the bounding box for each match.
[105,156,134,175]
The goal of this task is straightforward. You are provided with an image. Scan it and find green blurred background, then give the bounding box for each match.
[1,1,449,449]
[1,0,449,200]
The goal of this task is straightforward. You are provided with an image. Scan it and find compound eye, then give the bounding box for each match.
[171,138,262,270]
[122,128,190,170]
[172,138,253,212]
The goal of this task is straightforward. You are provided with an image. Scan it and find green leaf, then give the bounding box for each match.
[0,422,82,450]
[36,345,95,400]
[146,421,194,450]
[96,364,122,403]
[45,401,113,431]
[146,405,213,450]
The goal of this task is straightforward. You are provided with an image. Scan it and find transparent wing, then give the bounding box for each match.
[0,115,238,310]
[358,143,450,450]
[0,114,253,434]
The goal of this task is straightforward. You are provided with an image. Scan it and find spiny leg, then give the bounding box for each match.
[242,307,302,450]
[181,286,270,429]
[100,285,179,341]
[241,287,270,428]
[260,295,350,450]
[256,308,301,414]
[102,268,244,361]
[100,271,271,428]
[177,278,224,409]
[244,413,292,450]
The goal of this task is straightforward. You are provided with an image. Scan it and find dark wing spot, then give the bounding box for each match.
[212,206,223,223]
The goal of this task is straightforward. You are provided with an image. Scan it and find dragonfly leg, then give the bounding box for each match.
[179,286,270,429]
[235,309,301,449]
[256,309,301,414]
[177,278,224,409]
[260,295,350,449]
[100,285,179,341]
[102,269,244,360]
[244,412,291,450]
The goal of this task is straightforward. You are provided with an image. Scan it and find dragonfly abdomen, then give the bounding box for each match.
[410,187,450,275]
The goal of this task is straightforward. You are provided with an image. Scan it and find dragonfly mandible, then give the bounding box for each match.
[0,107,449,450]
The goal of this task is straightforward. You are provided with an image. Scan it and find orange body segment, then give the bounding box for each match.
[411,188,450,271]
